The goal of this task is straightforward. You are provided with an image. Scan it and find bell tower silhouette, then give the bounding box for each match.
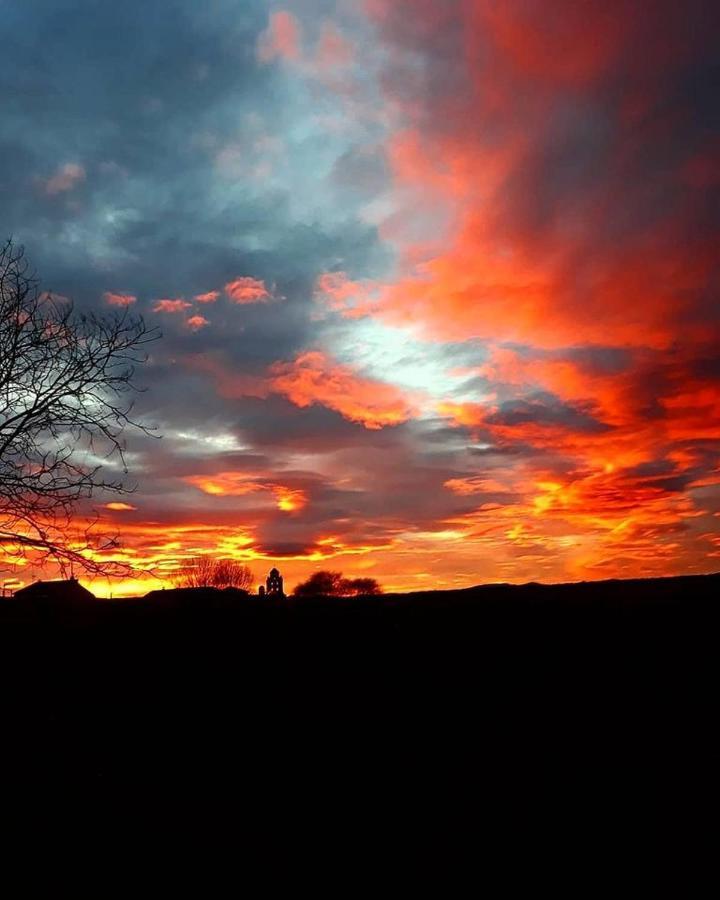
[266,567,284,597]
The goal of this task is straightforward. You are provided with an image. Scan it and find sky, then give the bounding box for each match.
[1,0,719,596]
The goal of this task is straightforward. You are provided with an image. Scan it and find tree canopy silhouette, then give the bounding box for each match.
[292,570,382,597]
[173,557,254,591]
[0,239,159,575]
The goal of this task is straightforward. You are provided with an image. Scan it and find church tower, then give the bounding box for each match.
[266,567,284,598]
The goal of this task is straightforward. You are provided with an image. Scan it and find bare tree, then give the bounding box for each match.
[0,238,160,575]
[173,557,254,591]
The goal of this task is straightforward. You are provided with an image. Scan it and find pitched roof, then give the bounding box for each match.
[13,579,96,602]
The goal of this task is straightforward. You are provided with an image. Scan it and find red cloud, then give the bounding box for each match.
[479,2,624,86]
[366,1,717,351]
[194,291,220,304]
[153,299,192,313]
[270,351,416,429]
[224,277,270,304]
[257,11,301,63]
[103,291,136,307]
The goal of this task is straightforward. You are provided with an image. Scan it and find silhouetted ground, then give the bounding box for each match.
[1,574,716,863]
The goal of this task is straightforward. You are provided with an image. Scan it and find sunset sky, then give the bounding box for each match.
[2,1,719,596]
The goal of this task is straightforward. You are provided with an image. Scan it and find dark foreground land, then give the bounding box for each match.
[1,574,717,859]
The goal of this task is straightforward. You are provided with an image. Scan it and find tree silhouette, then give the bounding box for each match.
[293,570,382,597]
[293,570,344,597]
[341,577,382,596]
[173,557,254,591]
[0,239,159,575]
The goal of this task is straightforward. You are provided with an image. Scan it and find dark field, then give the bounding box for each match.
[2,574,716,857]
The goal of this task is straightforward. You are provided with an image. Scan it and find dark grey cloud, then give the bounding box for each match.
[486,392,611,433]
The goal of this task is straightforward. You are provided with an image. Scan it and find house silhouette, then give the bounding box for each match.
[13,578,96,607]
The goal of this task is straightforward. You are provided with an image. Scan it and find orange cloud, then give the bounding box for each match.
[153,298,192,313]
[194,291,220,304]
[270,351,417,429]
[184,473,308,513]
[270,485,308,513]
[186,315,210,331]
[224,277,270,304]
[104,502,137,511]
[436,401,487,429]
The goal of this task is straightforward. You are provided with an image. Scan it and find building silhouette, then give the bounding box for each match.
[265,567,284,598]
[13,578,96,607]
